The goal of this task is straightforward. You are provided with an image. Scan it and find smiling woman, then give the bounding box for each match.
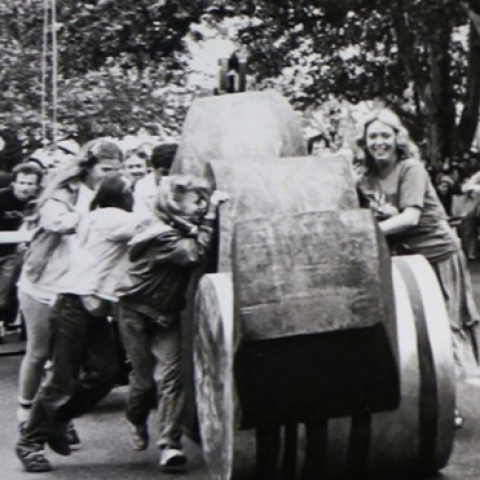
[356,109,480,427]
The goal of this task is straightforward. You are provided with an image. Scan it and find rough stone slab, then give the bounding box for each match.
[232,210,393,340]
[170,91,307,177]
[210,155,359,272]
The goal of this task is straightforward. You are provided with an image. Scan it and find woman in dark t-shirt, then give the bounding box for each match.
[356,109,480,428]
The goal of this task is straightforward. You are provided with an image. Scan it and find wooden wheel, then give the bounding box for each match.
[194,273,238,480]
[292,255,455,478]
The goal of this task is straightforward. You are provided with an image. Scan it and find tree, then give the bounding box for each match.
[0,0,479,165]
[231,0,479,162]
[0,0,205,148]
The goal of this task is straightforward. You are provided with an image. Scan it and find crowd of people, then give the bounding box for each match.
[0,137,227,473]
[0,108,479,474]
[432,157,480,261]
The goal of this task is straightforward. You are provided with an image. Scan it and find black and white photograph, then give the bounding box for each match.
[1,1,480,479]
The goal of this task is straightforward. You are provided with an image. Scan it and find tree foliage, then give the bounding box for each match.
[0,0,205,151]
[0,0,479,165]
[230,0,478,161]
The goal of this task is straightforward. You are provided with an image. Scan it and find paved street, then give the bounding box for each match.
[1,263,480,480]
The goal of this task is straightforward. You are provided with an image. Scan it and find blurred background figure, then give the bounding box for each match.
[456,167,480,260]
[45,139,81,181]
[124,154,148,185]
[0,163,43,341]
[27,139,80,187]
[307,133,331,156]
[133,142,178,215]
[0,128,28,188]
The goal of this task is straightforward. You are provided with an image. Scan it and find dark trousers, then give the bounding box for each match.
[119,303,184,449]
[0,251,22,324]
[22,294,119,446]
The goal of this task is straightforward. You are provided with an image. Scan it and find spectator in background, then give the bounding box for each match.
[115,151,150,384]
[307,134,330,156]
[124,154,148,184]
[0,164,43,338]
[435,164,466,217]
[27,140,80,188]
[457,168,480,260]
[125,141,155,164]
[436,171,456,216]
[133,142,178,216]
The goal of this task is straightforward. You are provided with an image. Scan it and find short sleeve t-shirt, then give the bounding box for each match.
[359,159,459,262]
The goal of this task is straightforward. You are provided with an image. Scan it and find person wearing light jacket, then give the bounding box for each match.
[15,173,150,473]
[16,139,124,445]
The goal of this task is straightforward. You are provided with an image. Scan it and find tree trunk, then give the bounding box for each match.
[463,0,480,35]
[422,15,456,164]
[457,24,480,156]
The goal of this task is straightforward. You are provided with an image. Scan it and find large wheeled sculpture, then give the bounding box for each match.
[171,92,456,479]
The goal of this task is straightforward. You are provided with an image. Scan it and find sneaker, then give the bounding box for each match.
[15,442,52,473]
[65,422,81,450]
[159,447,187,471]
[128,422,149,451]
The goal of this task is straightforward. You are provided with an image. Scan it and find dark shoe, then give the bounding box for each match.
[15,442,52,473]
[47,428,71,456]
[159,447,187,471]
[127,422,149,451]
[65,422,81,450]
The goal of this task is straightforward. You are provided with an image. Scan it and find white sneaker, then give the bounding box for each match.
[159,447,187,471]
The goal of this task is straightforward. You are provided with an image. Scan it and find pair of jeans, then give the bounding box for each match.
[18,291,52,406]
[0,251,22,310]
[21,294,118,446]
[119,303,184,449]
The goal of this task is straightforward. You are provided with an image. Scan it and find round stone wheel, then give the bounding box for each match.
[193,273,239,480]
[194,256,456,479]
[170,91,308,177]
[294,255,456,478]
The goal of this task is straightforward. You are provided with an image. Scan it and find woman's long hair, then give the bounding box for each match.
[36,138,124,210]
[90,173,133,212]
[357,109,419,174]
